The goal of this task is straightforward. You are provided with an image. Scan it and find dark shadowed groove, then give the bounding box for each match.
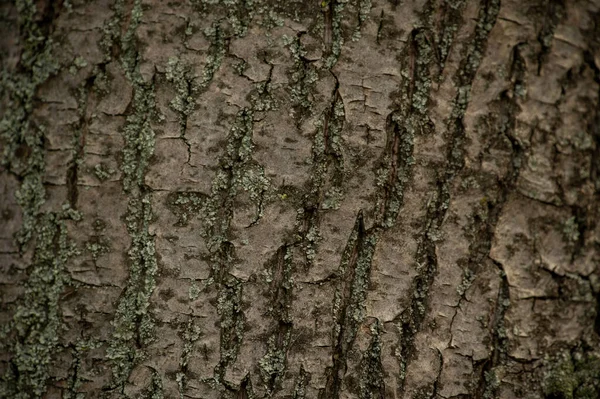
[375,29,432,229]
[583,12,600,337]
[165,57,197,165]
[297,79,346,266]
[66,77,95,208]
[317,26,435,398]
[198,72,274,391]
[322,0,348,69]
[474,261,511,399]
[259,245,294,395]
[394,0,500,393]
[434,0,468,73]
[468,42,527,399]
[292,365,311,399]
[535,0,566,75]
[284,31,318,127]
[320,211,379,399]
[358,319,385,399]
[176,317,202,398]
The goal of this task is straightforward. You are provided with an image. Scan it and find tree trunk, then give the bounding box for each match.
[1,0,600,398]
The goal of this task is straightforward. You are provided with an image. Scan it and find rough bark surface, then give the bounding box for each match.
[1,0,600,398]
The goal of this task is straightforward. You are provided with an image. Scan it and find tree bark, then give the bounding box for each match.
[1,0,600,398]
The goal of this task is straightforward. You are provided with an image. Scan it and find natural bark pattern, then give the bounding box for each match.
[1,0,600,398]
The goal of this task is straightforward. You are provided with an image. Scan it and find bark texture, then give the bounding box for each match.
[1,0,600,398]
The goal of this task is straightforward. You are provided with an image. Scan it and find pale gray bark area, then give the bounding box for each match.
[1,0,600,398]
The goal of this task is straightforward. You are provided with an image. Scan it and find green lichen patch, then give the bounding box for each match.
[358,320,385,399]
[165,56,197,144]
[93,163,115,181]
[322,0,350,69]
[177,318,202,398]
[166,191,208,226]
[85,236,111,262]
[0,0,59,247]
[214,276,246,382]
[282,33,319,125]
[102,0,161,393]
[543,346,600,399]
[0,208,81,398]
[351,0,372,42]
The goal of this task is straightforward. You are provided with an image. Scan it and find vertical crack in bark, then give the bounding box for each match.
[259,245,294,395]
[284,32,319,128]
[104,0,160,393]
[297,79,345,266]
[199,86,271,389]
[292,365,311,399]
[434,0,468,74]
[535,0,565,75]
[469,42,526,399]
[318,25,435,398]
[322,0,348,69]
[394,0,500,393]
[66,77,94,208]
[320,211,379,399]
[475,260,511,399]
[176,317,202,398]
[375,29,432,229]
[165,57,197,166]
[358,319,385,399]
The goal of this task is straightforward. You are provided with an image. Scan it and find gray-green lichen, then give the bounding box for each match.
[322,0,349,69]
[177,319,202,398]
[0,1,85,397]
[358,320,385,399]
[0,208,81,398]
[93,163,115,181]
[351,0,372,41]
[0,0,59,248]
[282,34,319,122]
[102,0,160,392]
[543,347,600,399]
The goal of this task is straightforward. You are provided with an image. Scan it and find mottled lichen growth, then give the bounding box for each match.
[542,346,600,399]
[259,245,294,394]
[176,319,202,398]
[358,320,385,399]
[351,0,372,41]
[375,29,430,229]
[283,33,319,125]
[102,0,160,393]
[0,0,58,248]
[199,23,227,90]
[434,0,467,73]
[165,57,196,160]
[0,208,81,398]
[0,1,85,397]
[297,82,346,262]
[322,0,349,69]
[167,191,207,226]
